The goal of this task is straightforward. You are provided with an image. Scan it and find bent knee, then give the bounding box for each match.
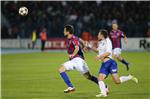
[114,55,119,59]
[114,80,121,84]
[58,66,66,73]
[98,77,105,81]
[98,74,106,81]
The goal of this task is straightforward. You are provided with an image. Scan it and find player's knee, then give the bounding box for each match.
[98,77,104,81]
[58,66,65,73]
[114,80,121,84]
[114,55,119,59]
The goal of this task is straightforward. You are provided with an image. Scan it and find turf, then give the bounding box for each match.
[1,51,150,99]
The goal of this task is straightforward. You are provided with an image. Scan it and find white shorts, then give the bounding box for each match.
[113,48,122,56]
[62,57,89,74]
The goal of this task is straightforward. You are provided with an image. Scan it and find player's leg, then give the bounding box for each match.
[83,72,98,84]
[83,72,109,94]
[41,40,46,51]
[112,73,138,84]
[113,48,129,71]
[73,57,98,84]
[118,54,129,70]
[41,40,44,51]
[58,61,75,93]
[96,73,108,97]
[32,41,34,49]
[96,62,110,97]
[32,41,36,49]
[110,60,138,84]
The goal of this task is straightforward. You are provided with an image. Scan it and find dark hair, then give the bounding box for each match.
[64,25,74,34]
[99,29,108,38]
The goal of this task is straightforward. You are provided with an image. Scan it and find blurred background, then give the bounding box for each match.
[1,1,150,52]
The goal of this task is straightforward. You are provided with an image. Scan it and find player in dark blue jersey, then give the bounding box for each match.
[58,25,98,93]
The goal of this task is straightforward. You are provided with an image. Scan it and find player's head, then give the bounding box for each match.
[64,25,74,37]
[112,23,118,30]
[98,29,108,41]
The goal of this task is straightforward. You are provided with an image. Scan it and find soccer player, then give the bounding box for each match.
[87,29,138,97]
[58,25,98,93]
[109,23,129,70]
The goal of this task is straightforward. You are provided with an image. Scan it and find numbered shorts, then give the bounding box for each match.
[113,48,122,56]
[62,57,89,74]
[99,59,118,78]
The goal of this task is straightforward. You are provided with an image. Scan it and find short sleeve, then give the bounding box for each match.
[72,37,79,46]
[106,38,112,53]
[120,31,125,37]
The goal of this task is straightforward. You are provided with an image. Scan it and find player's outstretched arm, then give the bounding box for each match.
[79,38,98,53]
[79,38,89,52]
[90,45,99,53]
[124,36,127,44]
[79,38,86,47]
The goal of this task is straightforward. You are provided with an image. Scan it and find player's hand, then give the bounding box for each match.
[69,54,74,59]
[88,43,92,49]
[85,41,92,49]
[83,47,88,52]
[95,55,104,61]
[95,56,100,61]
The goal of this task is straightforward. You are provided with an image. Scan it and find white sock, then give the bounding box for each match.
[120,75,132,83]
[98,81,107,95]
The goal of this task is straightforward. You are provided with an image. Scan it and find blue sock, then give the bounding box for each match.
[121,59,129,66]
[60,72,73,88]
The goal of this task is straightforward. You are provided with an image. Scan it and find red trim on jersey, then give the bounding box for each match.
[72,36,79,46]
[110,29,125,49]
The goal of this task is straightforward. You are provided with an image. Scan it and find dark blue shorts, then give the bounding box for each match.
[99,59,118,78]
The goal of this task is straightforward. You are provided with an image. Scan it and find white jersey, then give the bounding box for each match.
[97,38,112,59]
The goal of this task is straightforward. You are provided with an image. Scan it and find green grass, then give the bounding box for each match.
[1,51,150,99]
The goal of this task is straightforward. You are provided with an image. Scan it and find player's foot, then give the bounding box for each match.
[105,85,109,95]
[64,87,75,93]
[129,75,138,83]
[96,93,107,98]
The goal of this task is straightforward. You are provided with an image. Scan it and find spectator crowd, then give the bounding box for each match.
[1,1,150,38]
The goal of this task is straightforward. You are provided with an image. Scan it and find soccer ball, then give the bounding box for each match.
[19,6,28,16]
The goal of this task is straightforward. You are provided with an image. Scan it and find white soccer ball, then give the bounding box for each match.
[19,6,28,16]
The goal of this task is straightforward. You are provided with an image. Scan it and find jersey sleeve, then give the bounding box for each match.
[106,38,112,53]
[120,31,125,38]
[72,37,79,46]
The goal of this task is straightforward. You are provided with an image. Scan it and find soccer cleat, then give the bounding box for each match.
[64,87,75,93]
[129,75,138,83]
[96,93,107,98]
[105,85,109,95]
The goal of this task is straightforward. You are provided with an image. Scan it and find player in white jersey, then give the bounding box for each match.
[87,29,138,97]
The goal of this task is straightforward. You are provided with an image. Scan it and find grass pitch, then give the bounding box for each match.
[1,51,150,99]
